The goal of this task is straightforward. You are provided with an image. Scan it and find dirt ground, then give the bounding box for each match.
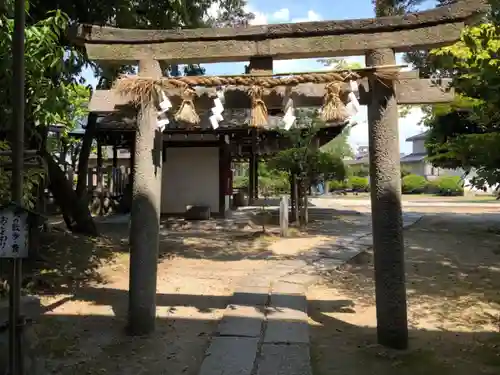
[309,211,500,375]
[33,215,323,375]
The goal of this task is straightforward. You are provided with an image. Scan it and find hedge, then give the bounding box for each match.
[428,176,464,196]
[402,174,427,194]
[348,176,369,191]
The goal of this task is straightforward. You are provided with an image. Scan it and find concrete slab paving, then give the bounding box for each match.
[256,344,312,375]
[197,337,259,375]
[269,294,307,313]
[231,286,269,306]
[271,282,306,295]
[263,319,309,344]
[276,273,319,286]
[217,305,265,337]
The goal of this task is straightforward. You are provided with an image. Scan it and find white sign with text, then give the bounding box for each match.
[0,210,29,258]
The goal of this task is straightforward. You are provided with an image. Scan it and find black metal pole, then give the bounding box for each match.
[9,0,25,374]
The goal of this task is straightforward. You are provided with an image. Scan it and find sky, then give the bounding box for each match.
[81,0,439,154]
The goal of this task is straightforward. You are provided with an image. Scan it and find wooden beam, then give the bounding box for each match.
[89,73,453,113]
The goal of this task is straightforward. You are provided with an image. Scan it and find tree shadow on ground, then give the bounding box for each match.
[309,297,500,375]
[321,213,500,305]
[33,287,500,375]
[0,228,121,297]
[96,215,291,262]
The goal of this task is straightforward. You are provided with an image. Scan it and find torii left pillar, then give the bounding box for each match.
[128,59,163,335]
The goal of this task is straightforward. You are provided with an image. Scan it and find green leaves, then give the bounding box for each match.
[268,110,347,189]
[0,9,89,133]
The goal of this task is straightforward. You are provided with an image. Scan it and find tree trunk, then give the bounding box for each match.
[41,149,98,236]
[289,174,297,222]
[75,113,97,198]
[298,178,309,227]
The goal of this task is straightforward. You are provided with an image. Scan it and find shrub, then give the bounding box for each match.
[347,176,369,191]
[402,174,427,194]
[348,165,370,178]
[328,180,347,191]
[400,165,412,178]
[429,176,464,196]
[233,175,248,190]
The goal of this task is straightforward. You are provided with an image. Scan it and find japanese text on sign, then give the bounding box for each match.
[0,210,28,258]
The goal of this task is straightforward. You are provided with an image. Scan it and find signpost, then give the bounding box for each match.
[9,0,26,373]
[0,205,30,259]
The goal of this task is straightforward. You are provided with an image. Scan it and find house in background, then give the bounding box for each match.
[400,131,463,180]
[344,132,497,194]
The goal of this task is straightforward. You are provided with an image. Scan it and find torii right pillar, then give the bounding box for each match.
[366,48,408,350]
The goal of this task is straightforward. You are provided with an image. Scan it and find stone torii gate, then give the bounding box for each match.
[72,0,487,349]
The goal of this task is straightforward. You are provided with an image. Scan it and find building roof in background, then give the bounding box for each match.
[405,131,429,142]
[400,152,427,163]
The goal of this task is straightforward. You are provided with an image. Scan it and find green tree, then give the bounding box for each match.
[423,19,500,190]
[0,1,255,234]
[268,109,347,225]
[0,6,99,234]
[320,126,354,159]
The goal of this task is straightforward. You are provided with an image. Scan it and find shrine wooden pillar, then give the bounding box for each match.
[247,56,272,204]
[128,59,163,336]
[96,140,104,216]
[366,49,408,349]
[112,145,118,168]
[248,131,258,205]
[219,135,231,217]
[129,133,136,188]
[96,140,103,189]
[253,153,259,200]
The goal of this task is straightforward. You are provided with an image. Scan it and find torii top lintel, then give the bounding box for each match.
[72,0,487,64]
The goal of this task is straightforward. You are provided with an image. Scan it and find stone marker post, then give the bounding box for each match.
[279,195,289,237]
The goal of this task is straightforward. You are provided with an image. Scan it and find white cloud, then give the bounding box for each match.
[292,10,321,23]
[272,8,290,21]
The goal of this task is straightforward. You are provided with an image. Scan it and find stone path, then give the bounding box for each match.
[196,212,423,375]
[197,259,316,375]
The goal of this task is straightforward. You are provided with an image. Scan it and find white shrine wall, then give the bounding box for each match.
[161,146,220,215]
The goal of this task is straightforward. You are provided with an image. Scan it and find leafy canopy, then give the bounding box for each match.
[423,18,500,189]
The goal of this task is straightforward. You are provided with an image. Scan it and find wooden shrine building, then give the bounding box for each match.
[76,107,349,216]
[71,0,488,350]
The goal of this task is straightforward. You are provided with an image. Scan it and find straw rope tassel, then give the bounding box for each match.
[174,87,200,125]
[249,86,268,127]
[320,81,349,123]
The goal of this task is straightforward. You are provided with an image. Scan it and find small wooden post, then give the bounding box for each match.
[128,59,163,336]
[96,142,104,216]
[112,145,118,168]
[248,136,257,206]
[247,57,272,205]
[279,195,289,237]
[366,48,408,350]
